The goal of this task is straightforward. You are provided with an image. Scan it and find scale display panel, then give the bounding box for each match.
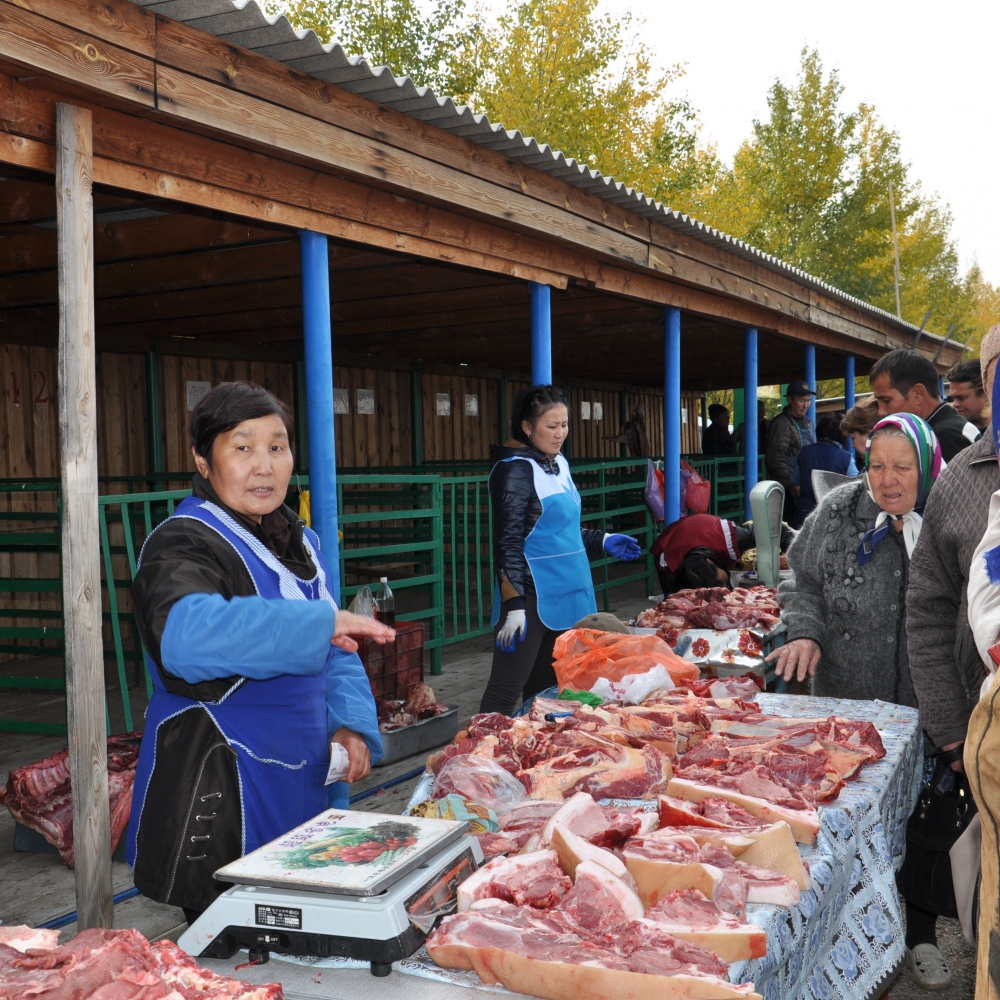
[215,809,470,896]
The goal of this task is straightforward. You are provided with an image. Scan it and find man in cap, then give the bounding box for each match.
[905,326,1000,989]
[765,380,816,522]
[870,348,978,462]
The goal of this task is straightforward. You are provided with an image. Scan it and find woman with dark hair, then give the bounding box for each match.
[126,381,392,923]
[479,385,642,714]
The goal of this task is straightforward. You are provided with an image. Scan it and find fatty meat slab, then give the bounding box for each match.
[645,890,767,962]
[0,926,281,1000]
[0,733,141,867]
[635,587,780,632]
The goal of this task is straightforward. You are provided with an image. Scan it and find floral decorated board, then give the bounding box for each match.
[215,808,469,895]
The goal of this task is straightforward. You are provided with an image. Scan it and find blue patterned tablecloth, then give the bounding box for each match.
[402,693,922,1000]
[721,694,922,1000]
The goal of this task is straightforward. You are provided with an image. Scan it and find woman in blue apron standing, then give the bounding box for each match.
[126,382,392,925]
[480,386,642,715]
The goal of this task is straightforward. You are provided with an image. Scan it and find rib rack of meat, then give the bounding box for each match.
[0,733,142,867]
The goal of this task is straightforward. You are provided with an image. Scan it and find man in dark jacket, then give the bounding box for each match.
[907,347,1000,765]
[765,380,816,522]
[870,349,978,462]
[702,403,736,455]
[793,413,858,526]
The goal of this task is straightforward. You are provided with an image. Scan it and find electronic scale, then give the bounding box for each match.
[178,808,483,977]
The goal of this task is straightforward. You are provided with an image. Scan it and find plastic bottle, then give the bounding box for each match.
[374,577,395,628]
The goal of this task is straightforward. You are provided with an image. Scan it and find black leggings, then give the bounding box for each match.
[479,593,558,716]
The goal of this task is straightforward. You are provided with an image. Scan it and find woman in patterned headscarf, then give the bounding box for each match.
[767,411,944,700]
[767,412,948,988]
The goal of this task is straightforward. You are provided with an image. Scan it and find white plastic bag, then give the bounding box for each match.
[590,665,675,704]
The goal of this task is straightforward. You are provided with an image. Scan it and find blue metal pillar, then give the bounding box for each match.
[939,375,946,399]
[664,307,682,524]
[744,329,758,520]
[804,343,817,427]
[844,355,856,410]
[530,282,552,386]
[300,230,340,603]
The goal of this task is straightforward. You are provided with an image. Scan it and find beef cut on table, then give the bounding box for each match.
[645,889,767,962]
[0,732,142,867]
[0,926,281,1000]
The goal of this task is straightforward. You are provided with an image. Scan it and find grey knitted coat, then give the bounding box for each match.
[906,432,1000,748]
[779,479,916,707]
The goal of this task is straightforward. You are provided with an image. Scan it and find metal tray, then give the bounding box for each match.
[375,706,460,767]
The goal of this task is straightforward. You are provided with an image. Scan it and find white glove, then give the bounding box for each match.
[496,610,527,653]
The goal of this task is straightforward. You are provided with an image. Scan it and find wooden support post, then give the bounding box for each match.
[293,359,309,472]
[144,345,164,475]
[411,369,423,466]
[57,102,112,930]
[498,376,508,445]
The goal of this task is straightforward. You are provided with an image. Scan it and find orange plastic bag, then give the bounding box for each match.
[552,629,700,693]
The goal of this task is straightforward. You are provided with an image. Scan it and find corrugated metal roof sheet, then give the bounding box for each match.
[134,0,945,345]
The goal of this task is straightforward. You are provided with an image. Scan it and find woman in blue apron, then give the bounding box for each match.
[126,382,392,923]
[480,386,641,715]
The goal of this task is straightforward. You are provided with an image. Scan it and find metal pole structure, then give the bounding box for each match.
[529,282,552,386]
[933,323,958,364]
[911,310,932,351]
[300,230,340,602]
[663,307,682,524]
[804,343,816,427]
[844,356,856,411]
[743,329,758,521]
[56,103,113,930]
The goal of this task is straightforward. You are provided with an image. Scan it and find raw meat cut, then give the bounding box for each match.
[539,791,651,848]
[667,776,820,844]
[0,926,281,1000]
[519,742,672,801]
[0,926,59,953]
[474,832,519,860]
[558,860,645,931]
[458,850,572,911]
[658,794,766,830]
[550,824,633,883]
[0,733,142,868]
[645,890,767,962]
[434,753,528,815]
[695,845,801,907]
[427,904,761,999]
[623,833,725,906]
[636,587,780,632]
[376,682,451,731]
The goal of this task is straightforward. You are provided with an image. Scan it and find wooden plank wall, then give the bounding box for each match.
[336,366,412,468]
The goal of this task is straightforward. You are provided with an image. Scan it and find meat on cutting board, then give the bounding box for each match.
[645,890,767,962]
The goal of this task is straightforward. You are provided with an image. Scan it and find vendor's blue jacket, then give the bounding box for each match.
[125,475,381,914]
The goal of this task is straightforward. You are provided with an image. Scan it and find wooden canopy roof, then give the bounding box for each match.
[0,0,966,387]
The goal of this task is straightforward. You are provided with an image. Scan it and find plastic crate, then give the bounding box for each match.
[359,621,425,700]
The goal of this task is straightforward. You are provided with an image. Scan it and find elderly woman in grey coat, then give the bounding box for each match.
[766,411,946,988]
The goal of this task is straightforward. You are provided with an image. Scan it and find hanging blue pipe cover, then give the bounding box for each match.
[663,307,682,524]
[744,328,758,521]
[530,282,552,386]
[300,230,340,603]
[845,355,856,410]
[804,343,817,427]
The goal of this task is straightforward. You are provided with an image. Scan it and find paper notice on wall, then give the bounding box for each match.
[581,401,591,421]
[682,407,688,424]
[333,387,349,415]
[186,380,211,412]
[356,388,374,415]
[464,394,478,417]
[593,402,603,421]
[436,393,451,416]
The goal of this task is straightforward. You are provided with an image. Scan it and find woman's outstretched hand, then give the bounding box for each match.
[331,610,395,652]
[765,638,821,683]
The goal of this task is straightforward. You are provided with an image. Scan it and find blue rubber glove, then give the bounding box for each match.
[496,609,527,653]
[604,533,642,561]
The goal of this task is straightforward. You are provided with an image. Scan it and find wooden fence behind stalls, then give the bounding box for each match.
[0,344,703,482]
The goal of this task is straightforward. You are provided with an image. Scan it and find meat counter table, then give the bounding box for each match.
[201,694,922,1000]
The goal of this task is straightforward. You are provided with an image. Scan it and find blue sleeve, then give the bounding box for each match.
[160,592,337,684]
[325,646,383,763]
[846,455,859,476]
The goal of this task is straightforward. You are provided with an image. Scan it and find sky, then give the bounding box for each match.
[606,0,999,284]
